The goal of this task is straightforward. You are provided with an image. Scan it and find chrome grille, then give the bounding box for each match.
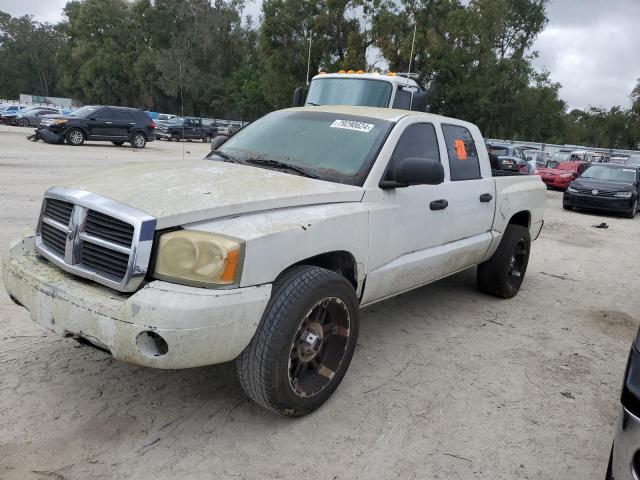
[35,187,156,292]
[44,199,73,224]
[81,242,130,279]
[41,222,67,256]
[85,210,134,247]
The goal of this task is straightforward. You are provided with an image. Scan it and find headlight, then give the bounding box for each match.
[614,191,633,198]
[567,187,578,193]
[560,173,573,178]
[49,119,68,125]
[153,230,243,288]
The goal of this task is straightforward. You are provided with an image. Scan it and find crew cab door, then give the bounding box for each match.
[361,119,495,305]
[439,124,495,248]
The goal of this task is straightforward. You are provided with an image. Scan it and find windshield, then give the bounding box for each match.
[492,146,510,156]
[214,111,392,185]
[627,156,640,166]
[306,78,392,108]
[70,106,101,118]
[551,152,571,162]
[581,165,637,182]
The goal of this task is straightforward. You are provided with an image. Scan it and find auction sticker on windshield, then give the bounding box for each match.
[330,119,374,133]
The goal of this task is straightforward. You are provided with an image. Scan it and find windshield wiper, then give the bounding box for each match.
[245,158,319,179]
[209,150,241,164]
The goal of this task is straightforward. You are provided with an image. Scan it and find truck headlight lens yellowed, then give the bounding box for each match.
[153,231,243,287]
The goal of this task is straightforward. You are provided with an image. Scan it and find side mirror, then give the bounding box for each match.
[292,87,304,107]
[410,91,428,112]
[527,156,532,161]
[210,135,228,151]
[380,157,444,189]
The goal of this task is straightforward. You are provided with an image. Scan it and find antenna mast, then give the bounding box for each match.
[306,30,313,86]
[407,22,417,86]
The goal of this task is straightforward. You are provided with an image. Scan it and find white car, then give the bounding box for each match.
[3,105,546,416]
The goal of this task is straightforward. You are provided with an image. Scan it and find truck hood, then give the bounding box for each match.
[64,161,365,229]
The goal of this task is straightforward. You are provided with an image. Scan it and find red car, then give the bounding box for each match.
[537,161,590,189]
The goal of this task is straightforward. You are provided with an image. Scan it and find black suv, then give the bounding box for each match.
[39,105,156,148]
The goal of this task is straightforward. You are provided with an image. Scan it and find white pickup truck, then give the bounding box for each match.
[3,105,545,416]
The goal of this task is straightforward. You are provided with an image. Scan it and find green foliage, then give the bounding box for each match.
[0,0,637,148]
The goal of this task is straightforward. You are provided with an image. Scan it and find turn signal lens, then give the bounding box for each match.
[154,230,243,287]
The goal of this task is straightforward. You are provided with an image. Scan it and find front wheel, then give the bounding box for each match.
[65,128,85,146]
[236,265,359,417]
[17,118,29,127]
[130,132,146,149]
[477,224,531,298]
[626,199,638,219]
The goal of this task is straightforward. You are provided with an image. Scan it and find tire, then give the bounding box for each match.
[606,442,613,480]
[170,136,178,142]
[130,132,146,149]
[236,265,359,417]
[65,128,85,146]
[477,224,531,299]
[111,141,125,146]
[17,118,29,128]
[203,136,212,143]
[625,199,638,219]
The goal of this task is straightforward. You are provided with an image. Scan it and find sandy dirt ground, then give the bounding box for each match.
[0,124,638,480]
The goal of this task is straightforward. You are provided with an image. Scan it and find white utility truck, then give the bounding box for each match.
[294,71,428,111]
[3,105,545,416]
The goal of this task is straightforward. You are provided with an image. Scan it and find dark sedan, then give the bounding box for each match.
[608,326,640,479]
[563,164,640,218]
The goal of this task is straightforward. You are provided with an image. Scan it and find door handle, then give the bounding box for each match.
[479,193,493,202]
[105,121,112,124]
[430,199,448,211]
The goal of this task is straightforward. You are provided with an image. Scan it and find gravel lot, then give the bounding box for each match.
[0,124,637,480]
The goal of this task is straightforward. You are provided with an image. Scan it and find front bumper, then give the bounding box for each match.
[2,235,271,369]
[563,192,634,213]
[541,176,572,189]
[156,132,173,139]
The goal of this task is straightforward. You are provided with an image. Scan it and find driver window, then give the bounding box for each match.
[390,123,440,163]
[384,123,440,182]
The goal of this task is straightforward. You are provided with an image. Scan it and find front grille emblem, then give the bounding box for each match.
[64,205,88,265]
[592,189,599,196]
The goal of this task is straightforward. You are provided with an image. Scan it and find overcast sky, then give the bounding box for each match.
[2,0,638,110]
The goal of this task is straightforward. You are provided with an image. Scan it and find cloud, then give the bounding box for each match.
[531,0,640,109]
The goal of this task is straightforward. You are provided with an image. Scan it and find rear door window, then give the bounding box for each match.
[442,124,481,181]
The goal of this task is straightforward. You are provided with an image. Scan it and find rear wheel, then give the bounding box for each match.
[477,224,531,298]
[130,132,146,149]
[65,128,85,146]
[236,265,359,417]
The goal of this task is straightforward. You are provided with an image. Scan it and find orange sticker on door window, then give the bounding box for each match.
[454,139,467,160]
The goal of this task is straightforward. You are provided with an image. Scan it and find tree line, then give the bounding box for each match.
[1,0,639,149]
